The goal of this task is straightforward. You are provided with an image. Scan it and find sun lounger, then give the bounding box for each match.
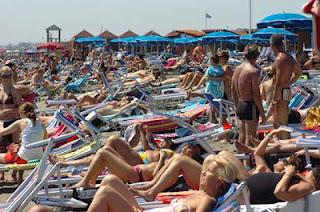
[203,93,236,124]
[65,73,91,93]
[244,190,320,212]
[296,137,320,168]
[0,132,81,211]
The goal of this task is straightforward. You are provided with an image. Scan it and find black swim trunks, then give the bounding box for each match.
[236,101,259,121]
[288,109,301,124]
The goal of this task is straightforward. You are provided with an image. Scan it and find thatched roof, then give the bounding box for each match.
[99,30,118,40]
[119,30,138,38]
[144,30,161,36]
[73,30,94,39]
[166,29,205,38]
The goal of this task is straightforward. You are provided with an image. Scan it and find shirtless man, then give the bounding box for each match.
[192,44,205,64]
[269,35,302,139]
[232,44,266,147]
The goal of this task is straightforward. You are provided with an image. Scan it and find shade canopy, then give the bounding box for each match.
[252,27,298,42]
[257,13,312,32]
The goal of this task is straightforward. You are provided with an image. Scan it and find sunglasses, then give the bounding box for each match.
[1,74,12,79]
[278,158,289,166]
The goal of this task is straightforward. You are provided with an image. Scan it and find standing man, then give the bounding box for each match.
[232,44,265,147]
[269,35,302,139]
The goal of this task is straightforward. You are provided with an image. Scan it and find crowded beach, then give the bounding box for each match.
[1,0,320,211]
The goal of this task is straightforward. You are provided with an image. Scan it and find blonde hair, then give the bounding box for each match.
[0,66,14,82]
[203,154,239,184]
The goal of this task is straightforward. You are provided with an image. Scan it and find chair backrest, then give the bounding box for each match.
[296,137,320,168]
[215,182,250,212]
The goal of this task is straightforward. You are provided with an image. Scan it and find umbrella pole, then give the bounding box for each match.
[157,44,159,56]
[284,25,288,52]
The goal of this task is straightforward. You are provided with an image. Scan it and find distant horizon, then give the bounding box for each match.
[0,0,309,45]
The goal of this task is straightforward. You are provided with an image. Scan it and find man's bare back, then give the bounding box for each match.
[272,52,299,101]
[233,63,260,102]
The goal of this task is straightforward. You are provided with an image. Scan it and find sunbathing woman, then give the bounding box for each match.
[233,129,320,204]
[246,164,320,204]
[31,66,65,95]
[235,128,306,157]
[87,154,239,212]
[0,103,47,182]
[165,50,190,71]
[132,151,247,201]
[84,97,149,123]
[129,54,148,72]
[64,134,203,188]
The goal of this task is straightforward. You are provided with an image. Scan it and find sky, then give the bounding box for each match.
[0,0,310,45]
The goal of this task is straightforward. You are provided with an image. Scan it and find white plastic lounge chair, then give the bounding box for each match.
[0,132,82,211]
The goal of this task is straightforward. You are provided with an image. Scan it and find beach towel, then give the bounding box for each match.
[303,0,320,54]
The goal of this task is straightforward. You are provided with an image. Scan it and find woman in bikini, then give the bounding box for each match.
[61,132,202,188]
[87,154,239,212]
[0,66,24,181]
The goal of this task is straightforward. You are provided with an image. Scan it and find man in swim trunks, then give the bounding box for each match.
[269,35,302,139]
[232,44,266,147]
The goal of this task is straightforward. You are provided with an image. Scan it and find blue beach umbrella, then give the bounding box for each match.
[202,31,239,43]
[240,34,270,45]
[110,37,138,44]
[253,27,298,42]
[173,37,195,45]
[136,36,171,44]
[257,13,312,32]
[75,36,106,43]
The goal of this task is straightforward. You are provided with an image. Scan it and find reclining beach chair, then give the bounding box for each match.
[296,137,320,168]
[242,190,320,212]
[0,132,85,212]
[65,73,91,93]
[203,92,236,126]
